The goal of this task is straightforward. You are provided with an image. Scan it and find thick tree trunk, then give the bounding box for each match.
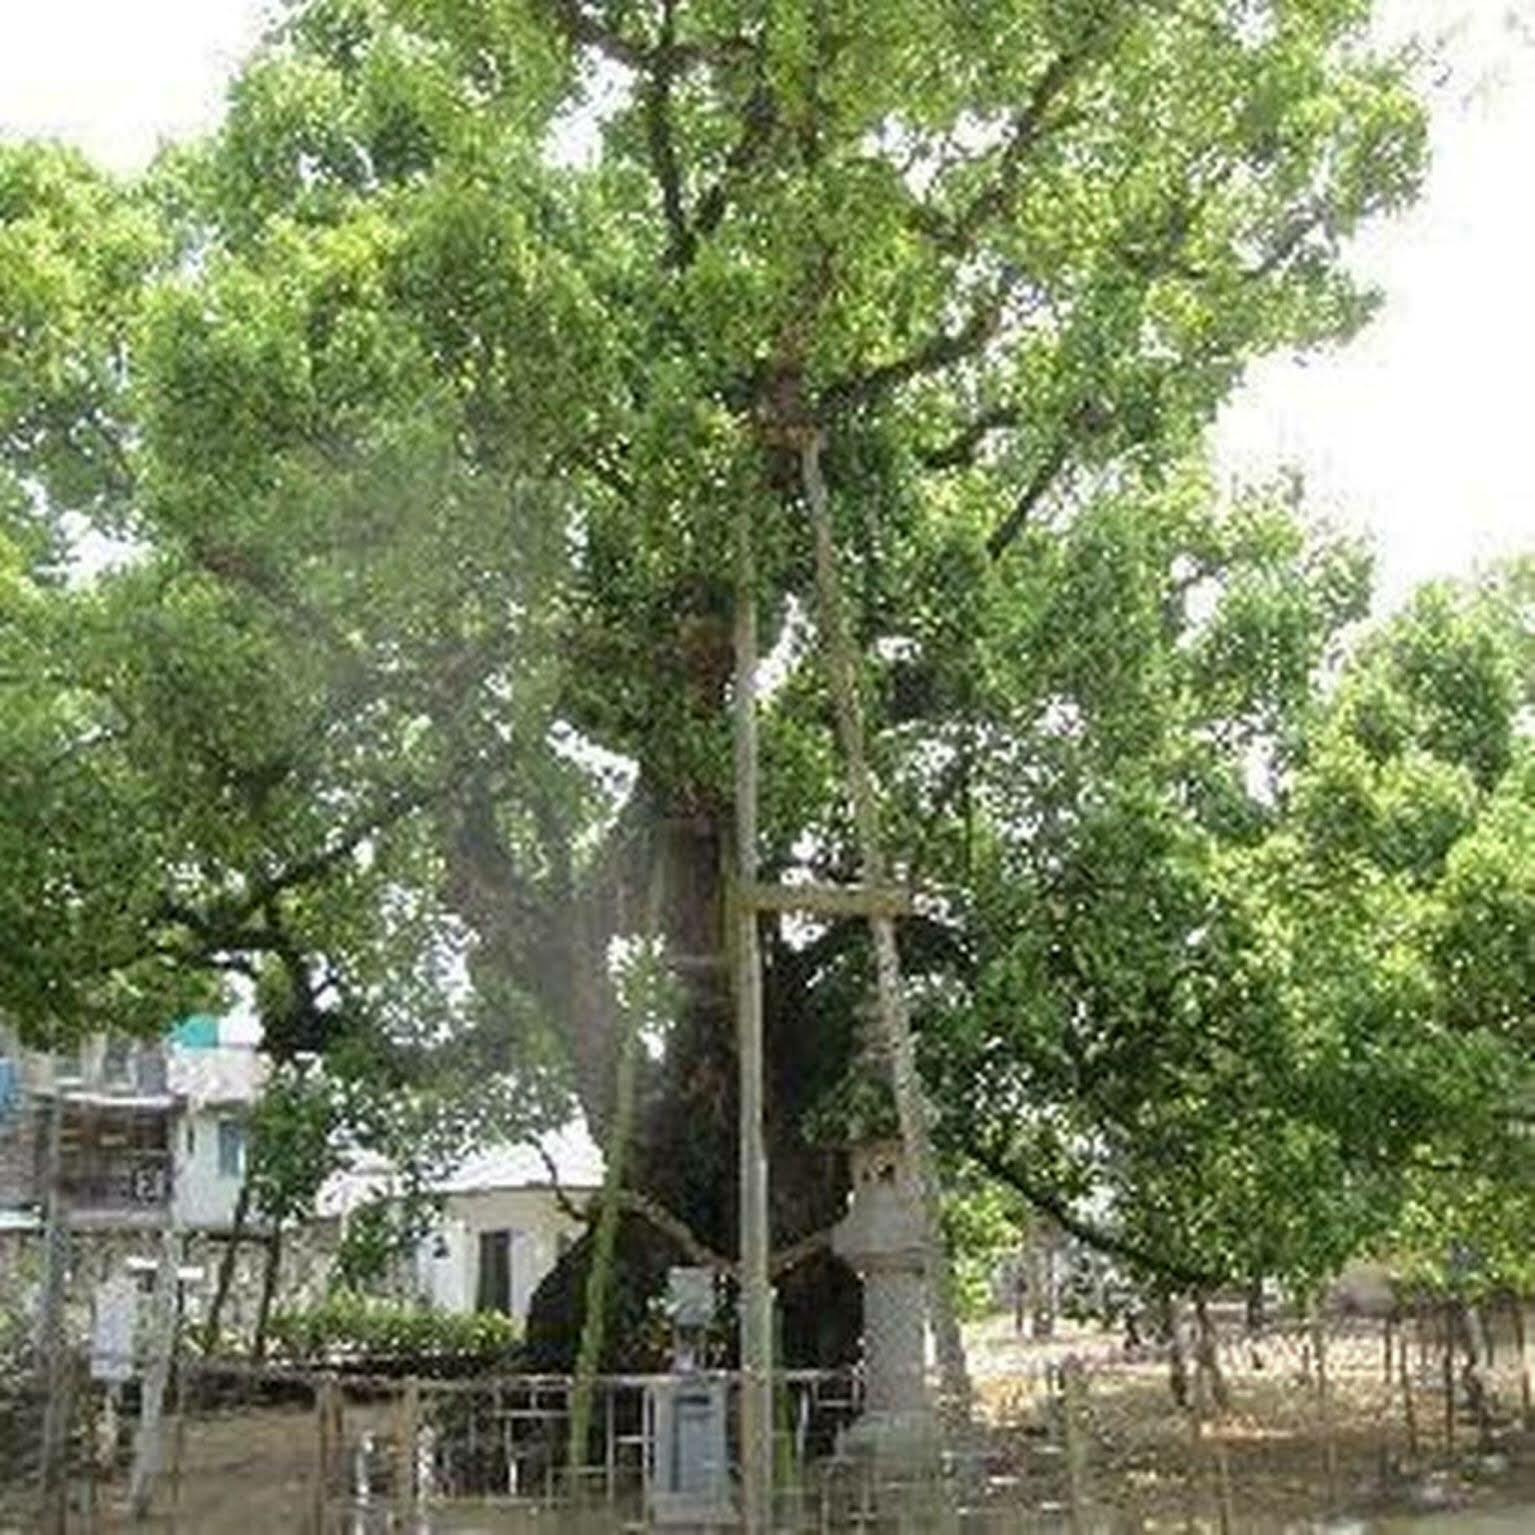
[520,797,862,1371]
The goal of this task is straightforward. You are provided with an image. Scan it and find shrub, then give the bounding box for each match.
[267,1292,520,1367]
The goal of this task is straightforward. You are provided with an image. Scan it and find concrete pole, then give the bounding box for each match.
[734,500,773,1529]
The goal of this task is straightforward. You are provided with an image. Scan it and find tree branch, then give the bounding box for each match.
[985,436,1070,561]
[541,0,648,68]
[771,1226,833,1278]
[819,283,1013,417]
[964,1137,1222,1289]
[937,46,1100,254]
[645,1,694,269]
[918,404,1023,471]
[693,79,778,244]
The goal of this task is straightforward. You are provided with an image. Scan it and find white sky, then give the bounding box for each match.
[1,0,1530,611]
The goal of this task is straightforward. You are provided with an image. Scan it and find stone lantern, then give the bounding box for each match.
[832,1138,939,1463]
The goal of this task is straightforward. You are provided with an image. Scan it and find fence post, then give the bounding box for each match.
[395,1376,420,1516]
[1400,1327,1419,1461]
[37,1088,70,1535]
[1062,1355,1087,1534]
[313,1375,339,1535]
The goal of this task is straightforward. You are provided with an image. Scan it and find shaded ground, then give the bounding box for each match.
[969,1311,1535,1531]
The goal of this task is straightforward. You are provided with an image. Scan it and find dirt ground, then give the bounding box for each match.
[967,1311,1535,1531]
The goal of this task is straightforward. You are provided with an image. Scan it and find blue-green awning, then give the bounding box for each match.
[168,1014,220,1049]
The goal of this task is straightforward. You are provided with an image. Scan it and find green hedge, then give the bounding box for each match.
[268,1292,520,1365]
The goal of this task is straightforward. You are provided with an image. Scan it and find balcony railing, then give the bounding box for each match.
[59,1149,173,1211]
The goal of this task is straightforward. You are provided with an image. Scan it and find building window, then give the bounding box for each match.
[477,1230,512,1315]
[102,1036,131,1085]
[216,1119,245,1179]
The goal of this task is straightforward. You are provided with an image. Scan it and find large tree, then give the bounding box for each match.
[0,0,1436,1359]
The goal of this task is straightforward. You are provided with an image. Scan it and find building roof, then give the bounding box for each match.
[313,1120,605,1220]
[438,1120,604,1195]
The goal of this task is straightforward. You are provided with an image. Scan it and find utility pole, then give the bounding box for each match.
[733,501,773,1531]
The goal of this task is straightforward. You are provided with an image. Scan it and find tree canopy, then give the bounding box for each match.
[2,0,1528,1350]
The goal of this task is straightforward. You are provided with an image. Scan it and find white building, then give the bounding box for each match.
[166,1028,267,1232]
[414,1123,603,1322]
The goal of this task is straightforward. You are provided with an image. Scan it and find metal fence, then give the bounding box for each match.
[6,1304,1535,1530]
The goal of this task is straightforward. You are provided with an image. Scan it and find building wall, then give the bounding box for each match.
[171,1106,248,1232]
[417,1186,590,1323]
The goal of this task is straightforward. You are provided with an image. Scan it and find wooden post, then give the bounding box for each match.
[1215,1432,1234,1535]
[395,1376,419,1516]
[1062,1356,1087,1534]
[128,1226,179,1519]
[1400,1327,1419,1460]
[313,1376,338,1535]
[733,496,773,1534]
[802,431,973,1436]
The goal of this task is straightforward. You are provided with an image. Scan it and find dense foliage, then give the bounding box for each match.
[0,0,1528,1354]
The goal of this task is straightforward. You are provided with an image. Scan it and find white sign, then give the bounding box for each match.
[90,1276,138,1383]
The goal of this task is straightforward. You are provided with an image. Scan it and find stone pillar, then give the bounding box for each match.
[832,1141,938,1461]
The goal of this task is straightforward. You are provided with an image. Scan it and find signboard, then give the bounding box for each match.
[90,1276,139,1383]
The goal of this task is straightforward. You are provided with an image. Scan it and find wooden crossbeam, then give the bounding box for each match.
[742,881,914,918]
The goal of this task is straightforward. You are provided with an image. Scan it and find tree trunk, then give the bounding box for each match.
[252,1224,284,1362]
[1162,1292,1189,1408]
[1194,1293,1230,1413]
[202,1175,251,1352]
[1244,1277,1266,1370]
[36,1089,70,1535]
[1455,1298,1492,1450]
